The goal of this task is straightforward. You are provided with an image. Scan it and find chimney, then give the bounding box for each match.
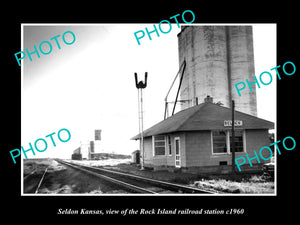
[204,95,213,103]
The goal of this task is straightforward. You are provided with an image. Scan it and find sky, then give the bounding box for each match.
[21,23,276,159]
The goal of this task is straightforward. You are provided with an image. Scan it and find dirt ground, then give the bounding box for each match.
[23,159,129,194]
[23,159,275,194]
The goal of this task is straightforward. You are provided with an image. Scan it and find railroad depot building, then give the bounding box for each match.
[132,97,274,173]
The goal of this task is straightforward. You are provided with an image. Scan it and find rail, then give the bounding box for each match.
[56,159,215,194]
[57,160,156,194]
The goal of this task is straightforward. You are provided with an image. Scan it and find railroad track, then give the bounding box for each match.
[56,159,215,194]
[23,166,49,194]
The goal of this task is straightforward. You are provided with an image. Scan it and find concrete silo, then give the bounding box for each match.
[227,26,257,116]
[177,25,257,116]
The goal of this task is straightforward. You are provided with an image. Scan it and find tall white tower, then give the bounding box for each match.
[178,26,257,116]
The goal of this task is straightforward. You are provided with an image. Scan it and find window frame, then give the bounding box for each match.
[211,130,246,155]
[211,130,230,155]
[152,135,166,156]
[228,129,245,153]
[174,137,181,167]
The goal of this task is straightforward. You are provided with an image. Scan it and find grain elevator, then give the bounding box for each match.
[177,26,257,116]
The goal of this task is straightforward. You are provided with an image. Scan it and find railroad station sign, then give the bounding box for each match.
[224,120,243,127]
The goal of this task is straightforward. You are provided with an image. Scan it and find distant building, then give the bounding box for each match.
[89,152,103,160]
[132,97,274,173]
[131,150,140,164]
[80,141,90,159]
[71,153,82,160]
[71,147,82,160]
[95,129,101,140]
[71,129,110,160]
[73,147,81,154]
[90,141,94,153]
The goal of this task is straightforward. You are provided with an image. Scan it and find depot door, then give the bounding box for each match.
[175,137,181,168]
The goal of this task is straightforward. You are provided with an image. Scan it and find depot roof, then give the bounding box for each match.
[131,102,274,140]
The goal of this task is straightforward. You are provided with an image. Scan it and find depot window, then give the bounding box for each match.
[212,130,228,154]
[212,130,245,154]
[153,135,166,156]
[229,130,244,153]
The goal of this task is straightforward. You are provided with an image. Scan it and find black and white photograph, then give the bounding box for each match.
[21,23,276,195]
[3,5,298,221]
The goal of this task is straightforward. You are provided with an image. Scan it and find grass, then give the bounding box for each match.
[108,163,275,194]
[55,160,275,194]
[191,174,274,194]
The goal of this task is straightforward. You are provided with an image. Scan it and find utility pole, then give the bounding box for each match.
[231,100,236,173]
[134,72,147,170]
